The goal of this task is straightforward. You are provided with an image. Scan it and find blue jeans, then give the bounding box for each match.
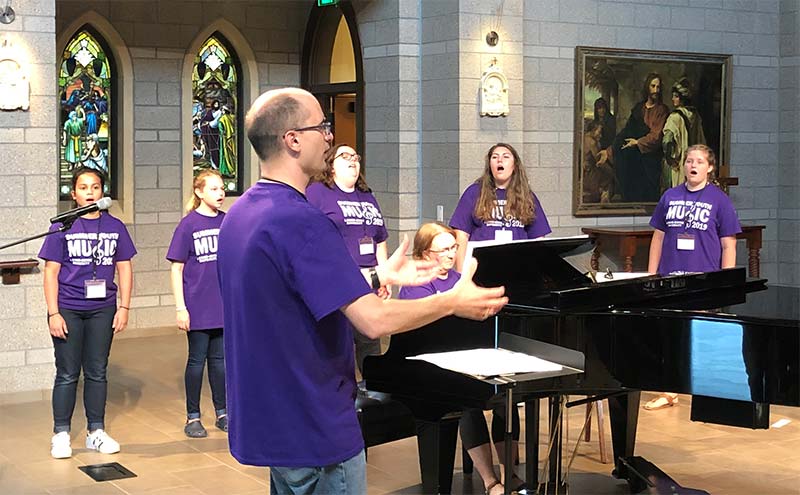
[269,450,366,495]
[185,328,226,419]
[52,305,116,433]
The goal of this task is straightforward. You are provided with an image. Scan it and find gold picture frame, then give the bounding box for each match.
[573,46,732,216]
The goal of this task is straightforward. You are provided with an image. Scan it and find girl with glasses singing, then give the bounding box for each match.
[450,143,552,272]
[307,144,389,375]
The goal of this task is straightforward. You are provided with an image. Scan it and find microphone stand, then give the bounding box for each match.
[0,220,75,252]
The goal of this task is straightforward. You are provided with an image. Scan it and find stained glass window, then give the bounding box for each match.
[192,34,241,194]
[58,28,114,200]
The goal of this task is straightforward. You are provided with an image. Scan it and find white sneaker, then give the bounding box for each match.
[51,432,72,459]
[85,429,120,454]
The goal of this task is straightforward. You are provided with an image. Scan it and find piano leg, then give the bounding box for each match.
[415,417,459,494]
[608,391,640,481]
[545,395,567,491]
[524,398,540,487]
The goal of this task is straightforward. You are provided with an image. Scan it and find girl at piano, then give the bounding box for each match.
[645,144,741,410]
[450,143,551,272]
[398,222,461,299]
[166,169,228,437]
[399,222,517,495]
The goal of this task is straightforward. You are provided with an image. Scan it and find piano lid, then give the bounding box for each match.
[470,235,596,298]
[651,284,800,327]
[470,236,749,312]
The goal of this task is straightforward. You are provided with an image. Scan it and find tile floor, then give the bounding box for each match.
[1,333,798,494]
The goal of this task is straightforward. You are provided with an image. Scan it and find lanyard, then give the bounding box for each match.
[86,214,103,280]
[682,183,707,231]
[345,185,369,239]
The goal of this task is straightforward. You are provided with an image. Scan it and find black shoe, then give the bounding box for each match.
[215,415,228,432]
[512,481,529,494]
[184,420,208,438]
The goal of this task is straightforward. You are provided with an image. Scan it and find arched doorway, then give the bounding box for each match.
[301,1,363,153]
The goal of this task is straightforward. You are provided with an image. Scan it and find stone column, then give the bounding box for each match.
[0,0,59,401]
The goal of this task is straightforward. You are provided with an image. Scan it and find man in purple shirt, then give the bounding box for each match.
[217,88,508,495]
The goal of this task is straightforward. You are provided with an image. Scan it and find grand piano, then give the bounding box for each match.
[363,236,799,494]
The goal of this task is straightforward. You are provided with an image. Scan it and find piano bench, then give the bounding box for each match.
[356,390,417,449]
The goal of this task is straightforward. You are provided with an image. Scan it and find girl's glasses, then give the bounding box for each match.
[428,244,458,254]
[336,152,361,162]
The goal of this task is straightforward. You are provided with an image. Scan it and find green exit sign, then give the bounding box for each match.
[317,0,339,5]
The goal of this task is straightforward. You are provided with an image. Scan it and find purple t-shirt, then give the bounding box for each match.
[649,183,741,275]
[306,181,388,267]
[38,213,137,311]
[166,210,225,330]
[218,181,372,468]
[398,269,461,300]
[450,183,552,241]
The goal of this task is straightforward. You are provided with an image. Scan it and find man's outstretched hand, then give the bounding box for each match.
[449,257,508,320]
[376,235,438,287]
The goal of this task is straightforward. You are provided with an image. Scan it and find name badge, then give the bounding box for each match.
[677,233,695,251]
[358,237,375,255]
[494,229,513,242]
[84,279,107,299]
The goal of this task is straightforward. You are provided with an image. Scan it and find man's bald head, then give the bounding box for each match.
[245,88,314,162]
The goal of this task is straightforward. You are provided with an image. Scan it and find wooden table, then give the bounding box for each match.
[581,225,764,277]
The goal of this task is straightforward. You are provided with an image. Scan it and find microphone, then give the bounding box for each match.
[50,197,113,225]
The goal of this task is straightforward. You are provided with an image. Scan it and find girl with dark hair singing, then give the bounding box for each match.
[450,142,551,271]
[40,167,136,458]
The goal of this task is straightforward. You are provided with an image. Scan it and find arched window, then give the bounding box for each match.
[302,1,363,151]
[192,33,243,194]
[58,27,116,200]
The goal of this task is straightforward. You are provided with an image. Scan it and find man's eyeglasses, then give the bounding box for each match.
[335,152,361,162]
[428,244,458,254]
[287,120,332,136]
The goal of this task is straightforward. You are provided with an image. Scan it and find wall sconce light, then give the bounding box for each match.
[0,2,15,24]
[0,38,30,111]
[486,31,499,47]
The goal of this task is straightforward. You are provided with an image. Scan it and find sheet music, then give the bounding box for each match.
[407,347,562,380]
[589,271,652,283]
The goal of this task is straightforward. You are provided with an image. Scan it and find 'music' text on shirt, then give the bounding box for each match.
[66,232,119,266]
[193,228,220,263]
[337,201,385,227]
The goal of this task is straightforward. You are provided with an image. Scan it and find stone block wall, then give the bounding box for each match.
[778,0,799,286]
[356,0,424,240]
[0,0,60,399]
[418,0,461,224]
